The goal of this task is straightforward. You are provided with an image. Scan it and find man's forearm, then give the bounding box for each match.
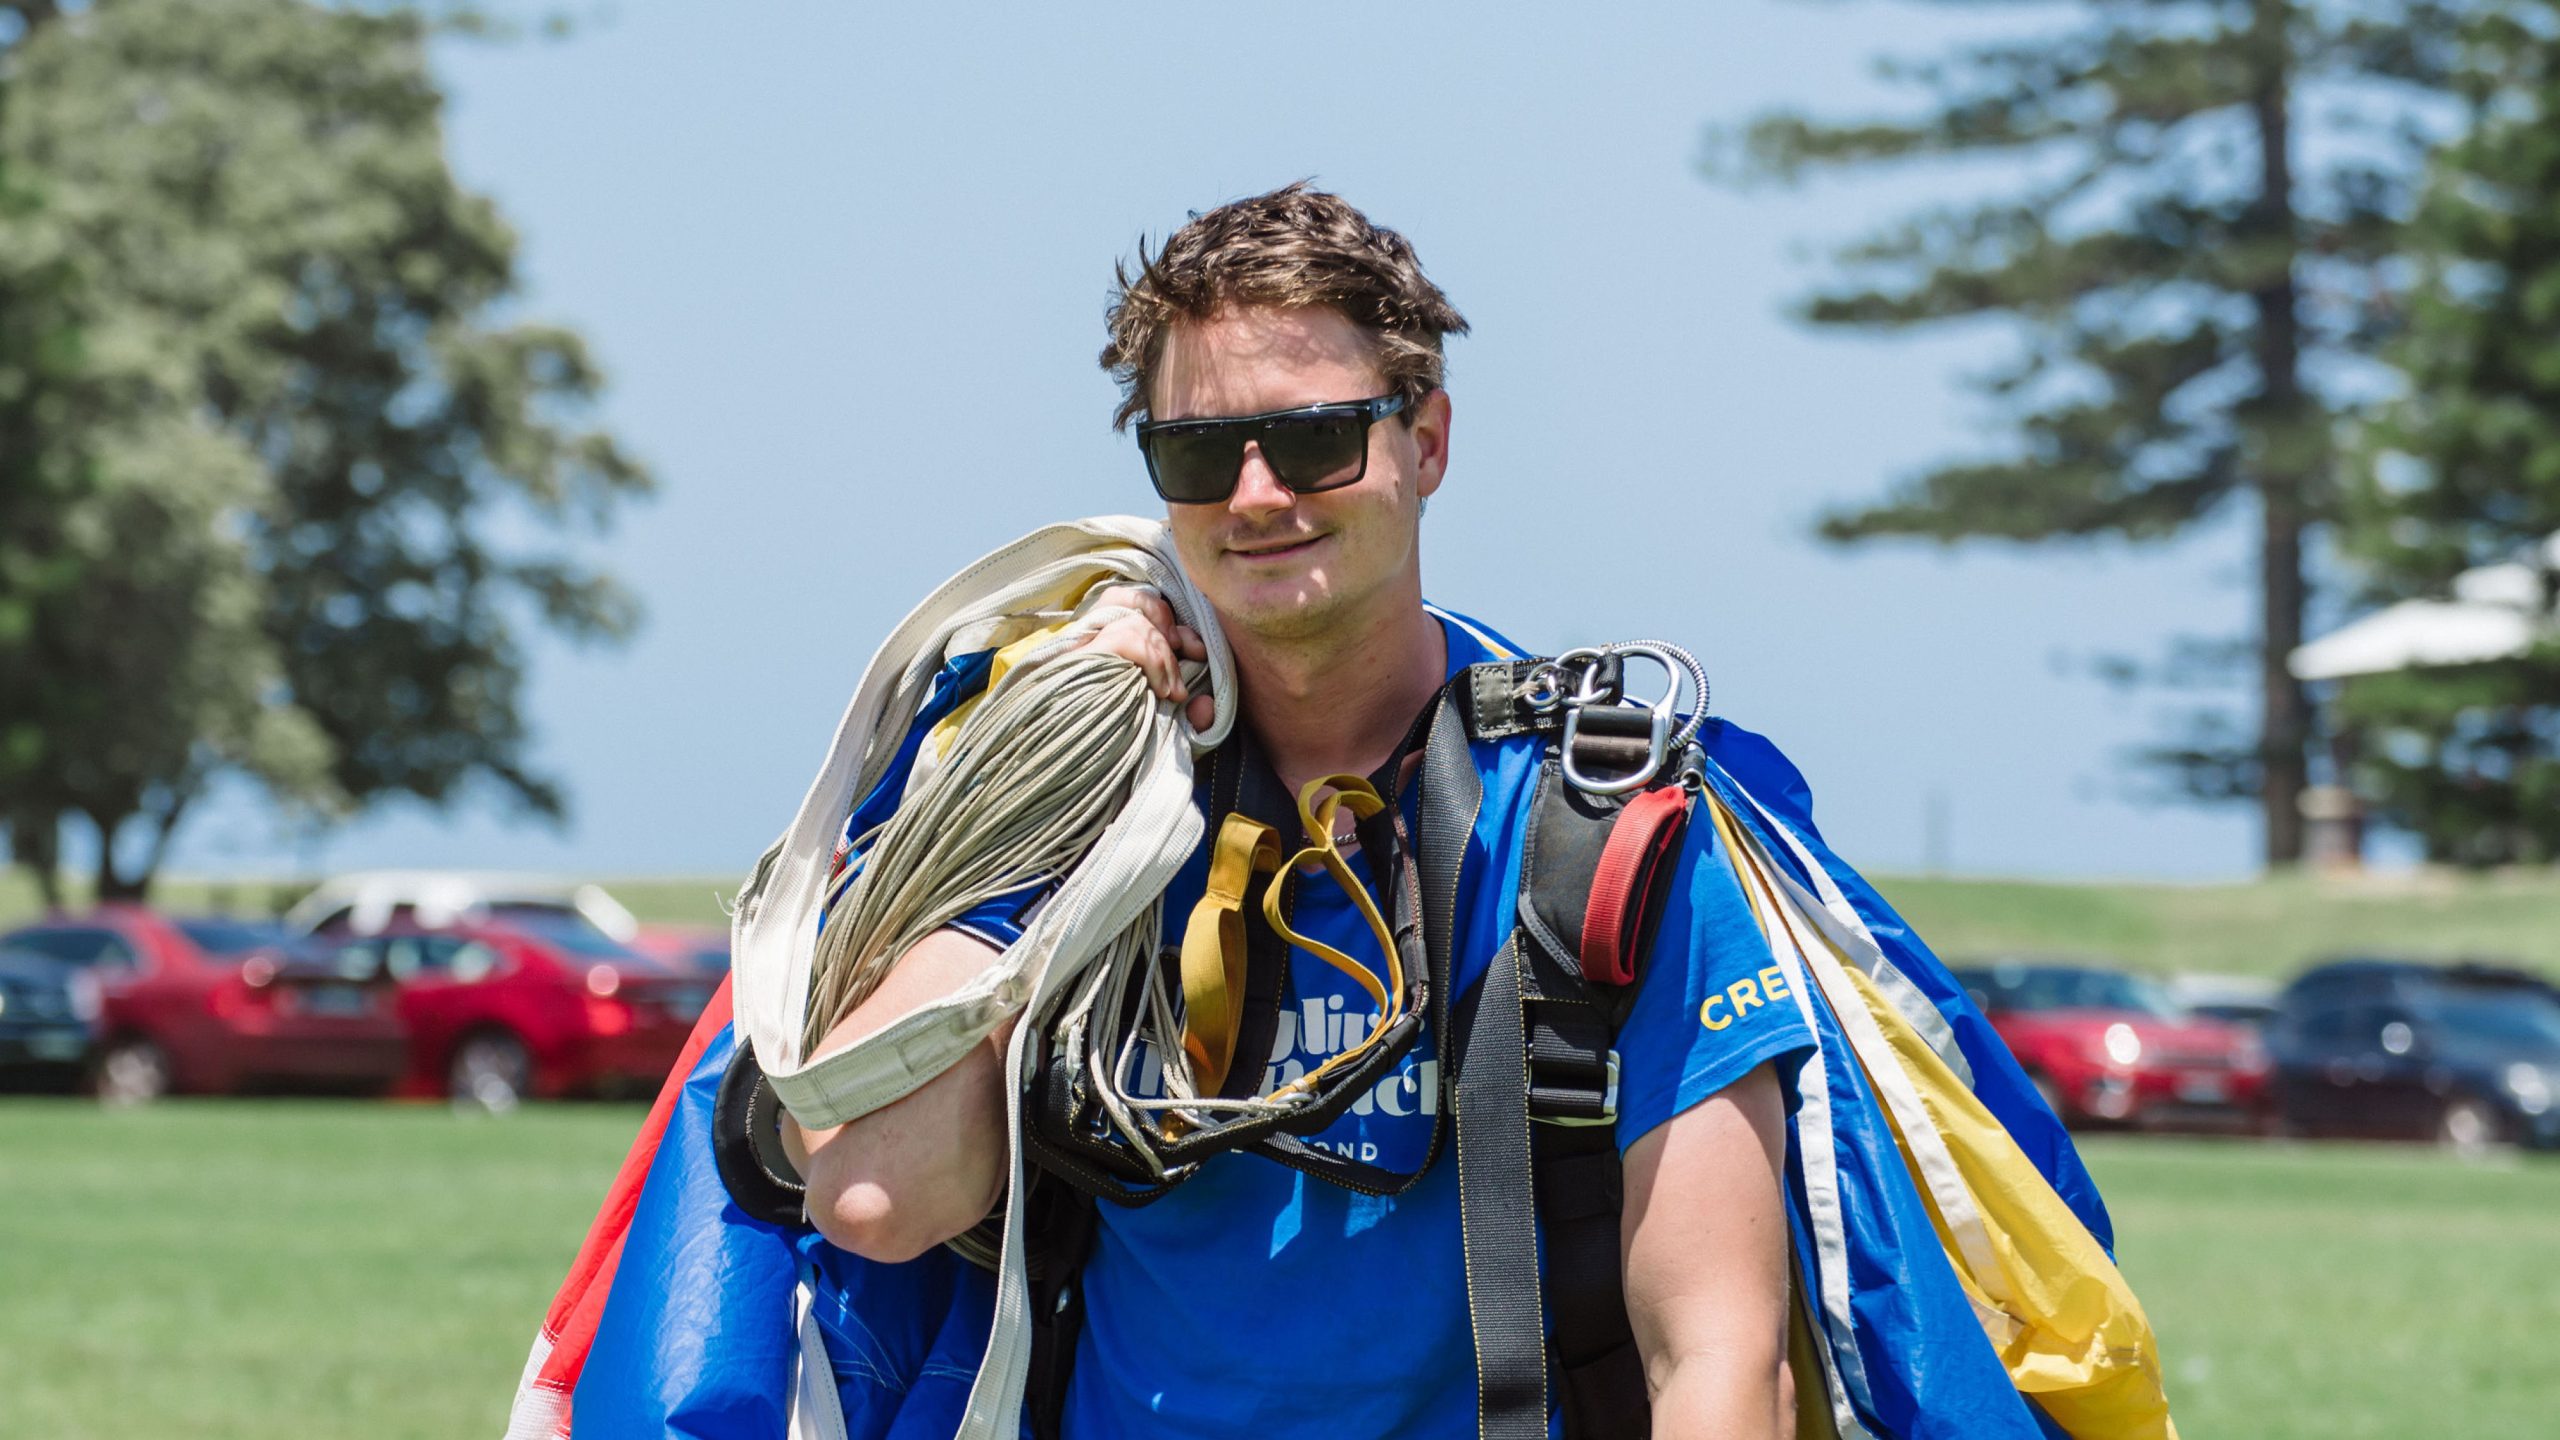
[781,928,1012,1262]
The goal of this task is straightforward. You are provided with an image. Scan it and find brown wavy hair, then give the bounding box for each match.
[1099,182,1470,431]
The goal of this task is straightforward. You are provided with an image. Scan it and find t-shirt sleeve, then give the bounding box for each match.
[943,881,1049,952]
[1609,804,1816,1153]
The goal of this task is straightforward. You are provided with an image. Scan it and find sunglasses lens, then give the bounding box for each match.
[1256,411,1368,493]
[1145,425,1246,503]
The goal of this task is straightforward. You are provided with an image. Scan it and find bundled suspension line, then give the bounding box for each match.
[802,651,1160,1056]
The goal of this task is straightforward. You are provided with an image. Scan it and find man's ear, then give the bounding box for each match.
[1411,389,1452,500]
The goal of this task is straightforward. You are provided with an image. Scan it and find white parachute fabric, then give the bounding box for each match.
[727,515,1236,1440]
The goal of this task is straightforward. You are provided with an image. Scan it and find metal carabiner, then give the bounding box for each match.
[1558,642,1707,796]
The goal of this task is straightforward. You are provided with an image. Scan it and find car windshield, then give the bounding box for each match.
[176,917,284,959]
[485,904,641,960]
[2421,988,2560,1054]
[1986,968,2182,1019]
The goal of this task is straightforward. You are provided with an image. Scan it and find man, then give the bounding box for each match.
[783,183,1809,1438]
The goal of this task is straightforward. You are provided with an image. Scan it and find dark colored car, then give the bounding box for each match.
[2269,959,2560,1151]
[0,945,98,1087]
[0,907,408,1102]
[316,910,712,1107]
[1951,961,2272,1131]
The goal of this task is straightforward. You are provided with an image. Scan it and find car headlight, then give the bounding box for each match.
[2103,1023,2143,1067]
[2505,1062,2552,1116]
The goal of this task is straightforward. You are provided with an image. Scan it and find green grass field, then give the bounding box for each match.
[2,1100,2553,1438]
[13,865,2560,983]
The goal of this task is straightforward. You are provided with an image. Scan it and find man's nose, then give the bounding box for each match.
[1226,442,1294,519]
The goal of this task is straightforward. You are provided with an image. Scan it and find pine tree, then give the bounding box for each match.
[2339,3,2560,863]
[1717,1,2470,866]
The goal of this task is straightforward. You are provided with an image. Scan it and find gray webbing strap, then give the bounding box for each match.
[1424,691,1548,1440]
[1456,931,1546,1440]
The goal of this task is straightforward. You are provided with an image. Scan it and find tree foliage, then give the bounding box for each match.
[2337,2,2560,862]
[0,0,649,901]
[1714,0,2474,866]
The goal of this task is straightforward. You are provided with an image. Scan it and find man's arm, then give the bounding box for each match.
[1621,1060,1793,1440]
[780,928,1014,1262]
[782,589,1208,1262]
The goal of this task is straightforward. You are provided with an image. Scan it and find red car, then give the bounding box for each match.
[313,910,712,1107]
[0,907,407,1102]
[1952,961,2272,1132]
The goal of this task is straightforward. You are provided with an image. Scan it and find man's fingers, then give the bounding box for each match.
[1141,627,1181,700]
[1187,692,1216,731]
[1075,587,1206,711]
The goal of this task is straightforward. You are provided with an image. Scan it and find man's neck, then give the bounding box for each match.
[1230,594,1448,803]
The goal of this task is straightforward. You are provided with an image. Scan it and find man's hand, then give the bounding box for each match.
[1622,1061,1794,1439]
[1076,584,1215,731]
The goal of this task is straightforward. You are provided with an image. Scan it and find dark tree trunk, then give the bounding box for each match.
[87,808,153,904]
[131,790,192,900]
[6,811,64,911]
[2249,0,2312,868]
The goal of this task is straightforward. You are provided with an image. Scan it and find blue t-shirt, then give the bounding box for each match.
[1056,614,1815,1439]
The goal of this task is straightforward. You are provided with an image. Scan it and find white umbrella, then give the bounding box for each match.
[2289,546,2555,682]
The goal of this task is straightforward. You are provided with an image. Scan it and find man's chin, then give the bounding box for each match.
[1210,577,1342,642]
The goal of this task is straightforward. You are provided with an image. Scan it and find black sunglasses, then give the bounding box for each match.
[1135,393,1409,505]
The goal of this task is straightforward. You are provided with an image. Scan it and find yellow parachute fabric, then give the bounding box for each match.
[1703,795,2178,1440]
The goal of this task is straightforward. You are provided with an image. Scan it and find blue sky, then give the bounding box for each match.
[174,0,2277,882]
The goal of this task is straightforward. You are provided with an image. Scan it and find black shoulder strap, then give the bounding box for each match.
[1519,756,1660,1440]
[1023,1175,1100,1440]
[1459,660,1693,1440]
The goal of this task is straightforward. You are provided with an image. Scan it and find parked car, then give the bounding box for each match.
[0,944,98,1088]
[1950,960,2272,1132]
[631,923,730,977]
[284,870,640,943]
[0,907,407,1102]
[2166,973,2281,1033]
[2269,958,2560,1151]
[313,910,712,1108]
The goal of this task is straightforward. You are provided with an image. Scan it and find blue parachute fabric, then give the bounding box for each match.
[575,1021,800,1436]
[575,1019,989,1438]
[1699,718,2115,1256]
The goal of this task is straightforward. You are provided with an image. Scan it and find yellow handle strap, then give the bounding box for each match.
[1178,813,1284,1096]
[1262,775,1406,1099]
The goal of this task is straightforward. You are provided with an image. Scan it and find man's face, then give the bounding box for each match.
[1151,306,1449,643]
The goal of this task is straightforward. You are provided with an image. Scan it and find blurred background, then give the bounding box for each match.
[3,1,2556,1436]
